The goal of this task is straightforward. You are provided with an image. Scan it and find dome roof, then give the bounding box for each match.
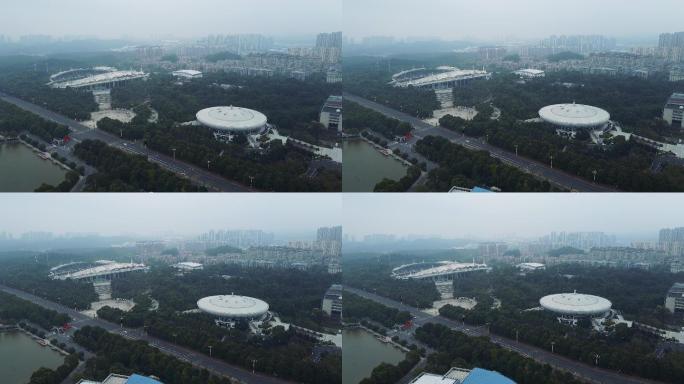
[197,295,269,318]
[540,292,611,316]
[196,106,267,132]
[539,103,610,128]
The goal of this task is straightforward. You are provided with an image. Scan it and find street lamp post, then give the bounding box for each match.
[208,345,213,357]
[551,341,555,353]
[514,144,519,156]
[550,155,554,169]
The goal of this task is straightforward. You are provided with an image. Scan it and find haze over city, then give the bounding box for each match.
[343,194,684,240]
[0,194,341,237]
[0,0,342,40]
[344,0,684,42]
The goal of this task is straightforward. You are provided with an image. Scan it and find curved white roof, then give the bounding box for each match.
[197,295,269,318]
[540,292,611,316]
[196,106,267,132]
[539,103,610,128]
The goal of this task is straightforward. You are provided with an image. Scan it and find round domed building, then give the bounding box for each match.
[540,291,612,325]
[196,106,268,140]
[197,294,270,328]
[539,103,610,130]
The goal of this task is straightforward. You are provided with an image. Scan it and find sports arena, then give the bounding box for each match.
[538,103,611,130]
[196,106,268,140]
[539,291,612,325]
[197,294,270,328]
[390,66,491,89]
[48,67,148,90]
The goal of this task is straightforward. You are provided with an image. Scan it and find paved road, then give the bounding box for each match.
[0,284,291,384]
[0,91,251,192]
[344,93,617,192]
[345,286,663,384]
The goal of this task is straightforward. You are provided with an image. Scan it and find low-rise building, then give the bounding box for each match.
[664,93,684,128]
[173,261,204,271]
[78,373,163,384]
[409,367,515,384]
[172,69,203,79]
[665,283,684,313]
[322,284,342,319]
[517,262,546,271]
[320,95,343,132]
[514,68,545,79]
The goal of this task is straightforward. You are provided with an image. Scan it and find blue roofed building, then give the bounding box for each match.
[408,367,515,384]
[77,373,163,384]
[462,368,516,384]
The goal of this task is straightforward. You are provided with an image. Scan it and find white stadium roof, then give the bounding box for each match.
[393,68,489,88]
[197,295,269,319]
[392,262,491,280]
[173,69,202,76]
[538,103,610,128]
[539,292,612,316]
[51,262,148,280]
[50,70,148,89]
[196,106,267,132]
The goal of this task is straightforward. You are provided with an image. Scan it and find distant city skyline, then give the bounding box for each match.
[0,194,341,237]
[0,0,341,40]
[344,0,684,42]
[343,194,684,240]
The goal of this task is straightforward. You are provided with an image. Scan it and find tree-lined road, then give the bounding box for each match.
[345,286,662,384]
[344,93,617,192]
[0,91,251,192]
[0,284,291,384]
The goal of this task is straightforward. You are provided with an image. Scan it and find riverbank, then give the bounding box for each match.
[345,323,410,353]
[18,137,73,173]
[359,133,414,168]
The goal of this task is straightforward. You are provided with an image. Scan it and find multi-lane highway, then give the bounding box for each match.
[344,93,617,192]
[0,91,251,192]
[345,286,663,384]
[0,284,291,384]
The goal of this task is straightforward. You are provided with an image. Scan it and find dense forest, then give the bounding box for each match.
[345,293,412,328]
[0,99,70,141]
[434,265,684,383]
[438,112,684,191]
[373,166,422,192]
[74,326,235,384]
[0,291,70,329]
[110,264,337,330]
[415,323,584,384]
[101,265,341,383]
[344,101,412,137]
[0,255,97,310]
[28,354,80,384]
[358,350,421,384]
[415,136,556,192]
[344,57,440,118]
[73,140,201,192]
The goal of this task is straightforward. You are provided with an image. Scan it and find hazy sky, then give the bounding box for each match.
[0,0,341,40]
[0,194,341,237]
[345,0,684,42]
[343,194,684,240]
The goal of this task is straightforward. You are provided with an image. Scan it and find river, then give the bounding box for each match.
[0,331,64,384]
[342,328,406,384]
[0,143,67,191]
[342,139,408,192]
